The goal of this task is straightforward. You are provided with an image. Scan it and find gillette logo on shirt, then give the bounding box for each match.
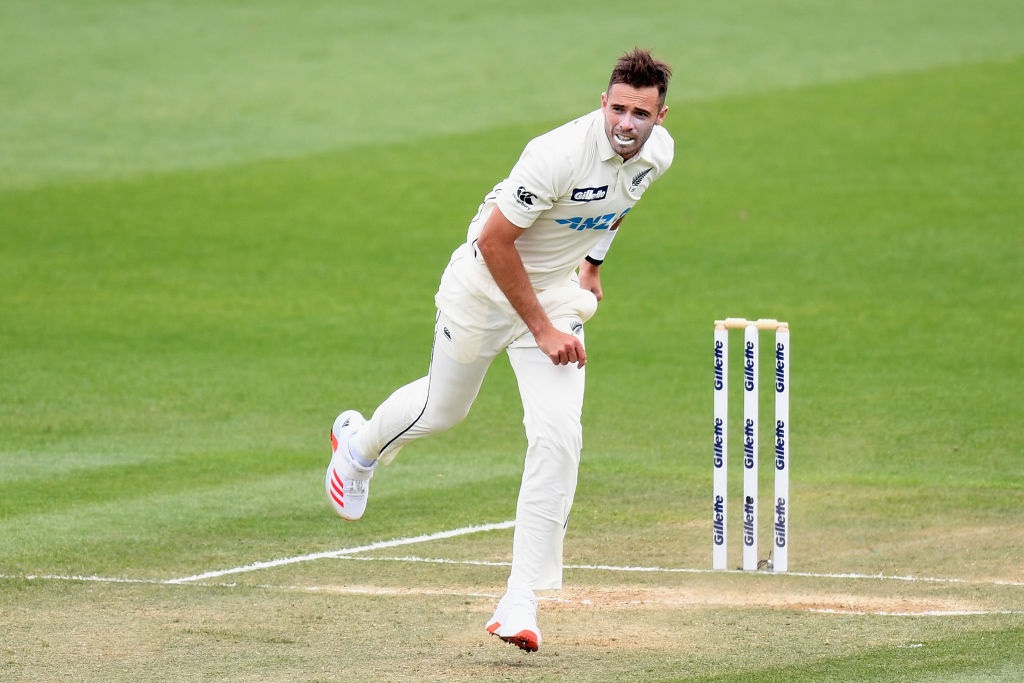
[571,185,609,202]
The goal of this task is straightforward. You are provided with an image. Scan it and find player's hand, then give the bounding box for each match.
[537,328,587,368]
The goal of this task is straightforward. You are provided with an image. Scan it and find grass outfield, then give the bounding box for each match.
[2,2,1023,681]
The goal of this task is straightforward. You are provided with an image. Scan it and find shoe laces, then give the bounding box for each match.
[346,478,369,495]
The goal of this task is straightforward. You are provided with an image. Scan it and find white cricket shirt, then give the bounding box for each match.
[464,108,674,290]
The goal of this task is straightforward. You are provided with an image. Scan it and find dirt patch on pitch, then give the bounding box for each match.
[307,583,987,616]
[544,585,985,616]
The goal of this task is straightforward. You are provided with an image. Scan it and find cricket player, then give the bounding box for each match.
[326,48,673,652]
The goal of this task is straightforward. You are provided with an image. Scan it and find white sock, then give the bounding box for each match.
[348,439,376,469]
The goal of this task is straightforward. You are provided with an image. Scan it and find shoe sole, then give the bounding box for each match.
[486,622,539,652]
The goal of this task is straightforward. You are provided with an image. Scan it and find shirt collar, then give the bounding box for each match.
[594,111,620,163]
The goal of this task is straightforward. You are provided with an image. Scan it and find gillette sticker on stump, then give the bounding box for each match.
[712,325,729,569]
[773,325,790,572]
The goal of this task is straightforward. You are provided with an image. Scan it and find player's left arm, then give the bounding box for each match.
[578,258,602,301]
[577,215,626,301]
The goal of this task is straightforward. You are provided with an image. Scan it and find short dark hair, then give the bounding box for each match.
[608,48,672,103]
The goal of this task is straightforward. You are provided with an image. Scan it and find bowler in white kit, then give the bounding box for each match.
[326,48,674,652]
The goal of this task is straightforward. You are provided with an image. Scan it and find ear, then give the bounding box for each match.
[656,105,669,125]
[600,92,608,108]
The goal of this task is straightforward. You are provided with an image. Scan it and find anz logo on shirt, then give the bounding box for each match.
[556,208,630,232]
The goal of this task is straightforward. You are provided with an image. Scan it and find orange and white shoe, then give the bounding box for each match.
[485,589,541,652]
[325,410,374,521]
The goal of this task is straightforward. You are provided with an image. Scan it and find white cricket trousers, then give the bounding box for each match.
[349,244,597,591]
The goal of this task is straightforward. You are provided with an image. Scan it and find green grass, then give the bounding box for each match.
[3,0,1023,187]
[2,1,1024,681]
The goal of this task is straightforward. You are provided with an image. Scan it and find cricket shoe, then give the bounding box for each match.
[485,589,541,652]
[326,410,375,521]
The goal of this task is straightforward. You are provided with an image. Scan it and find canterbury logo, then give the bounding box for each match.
[630,168,653,189]
[515,186,537,207]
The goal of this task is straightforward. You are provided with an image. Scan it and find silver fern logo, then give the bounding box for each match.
[630,168,653,189]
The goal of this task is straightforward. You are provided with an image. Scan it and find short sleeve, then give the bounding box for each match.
[495,139,571,228]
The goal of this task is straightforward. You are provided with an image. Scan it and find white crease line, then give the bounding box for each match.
[337,555,1024,587]
[17,574,165,585]
[4,528,1022,593]
[340,555,511,568]
[165,520,515,584]
[809,609,1024,617]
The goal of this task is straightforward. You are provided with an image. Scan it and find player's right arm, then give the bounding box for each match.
[476,207,586,368]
